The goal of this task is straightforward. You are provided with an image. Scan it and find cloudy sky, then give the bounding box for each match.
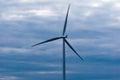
[0,0,120,80]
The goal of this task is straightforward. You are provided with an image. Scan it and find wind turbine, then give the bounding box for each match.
[32,4,84,80]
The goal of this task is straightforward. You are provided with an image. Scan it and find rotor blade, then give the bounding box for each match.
[32,37,62,47]
[62,4,70,36]
[64,39,84,61]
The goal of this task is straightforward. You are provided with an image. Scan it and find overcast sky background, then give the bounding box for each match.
[0,0,120,80]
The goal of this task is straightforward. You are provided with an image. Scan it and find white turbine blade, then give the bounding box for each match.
[32,37,63,47]
[64,39,84,61]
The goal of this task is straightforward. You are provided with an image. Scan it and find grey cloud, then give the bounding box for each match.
[0,0,120,80]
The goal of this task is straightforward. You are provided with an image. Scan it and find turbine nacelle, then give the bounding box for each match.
[62,35,68,38]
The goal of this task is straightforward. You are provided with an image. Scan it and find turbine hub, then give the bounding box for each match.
[62,35,67,38]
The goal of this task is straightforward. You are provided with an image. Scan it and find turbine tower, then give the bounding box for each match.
[32,4,84,80]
